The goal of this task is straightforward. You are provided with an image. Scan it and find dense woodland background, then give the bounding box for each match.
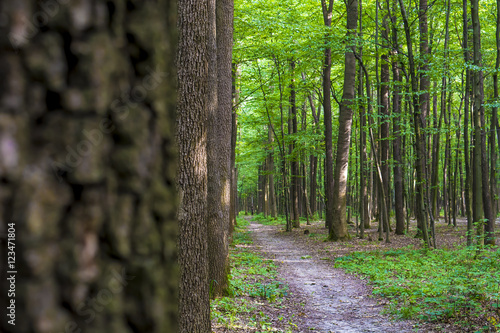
[234,0,499,247]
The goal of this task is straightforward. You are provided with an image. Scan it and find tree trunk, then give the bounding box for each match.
[398,0,430,246]
[471,0,486,244]
[463,0,474,245]
[392,22,405,235]
[322,0,335,229]
[207,0,233,299]
[329,0,357,241]
[290,61,300,227]
[380,12,390,234]
[268,125,278,217]
[307,92,321,218]
[178,0,212,330]
[231,63,239,230]
[0,2,179,333]
[358,0,370,234]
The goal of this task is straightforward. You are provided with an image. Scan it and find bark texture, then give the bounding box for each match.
[207,0,234,297]
[0,1,178,332]
[178,0,211,330]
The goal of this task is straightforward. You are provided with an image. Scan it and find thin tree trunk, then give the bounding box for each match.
[231,63,239,229]
[471,0,486,244]
[290,61,300,227]
[463,0,473,245]
[380,12,390,234]
[391,5,404,235]
[398,0,430,246]
[322,0,335,229]
[268,125,278,217]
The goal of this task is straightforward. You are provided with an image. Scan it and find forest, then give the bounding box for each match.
[0,0,499,332]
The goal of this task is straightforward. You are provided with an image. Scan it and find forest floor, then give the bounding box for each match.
[211,216,500,332]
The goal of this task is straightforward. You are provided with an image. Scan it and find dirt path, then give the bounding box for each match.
[248,220,418,333]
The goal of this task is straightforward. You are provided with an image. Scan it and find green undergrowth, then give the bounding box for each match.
[251,213,286,226]
[211,216,296,332]
[335,245,500,332]
[251,213,319,226]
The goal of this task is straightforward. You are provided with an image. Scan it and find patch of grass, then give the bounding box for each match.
[251,213,286,226]
[335,245,500,331]
[236,216,250,227]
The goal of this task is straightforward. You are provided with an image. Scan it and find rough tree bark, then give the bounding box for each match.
[0,1,179,332]
[207,0,234,297]
[178,0,211,330]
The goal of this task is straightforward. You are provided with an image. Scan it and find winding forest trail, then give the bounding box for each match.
[247,219,418,333]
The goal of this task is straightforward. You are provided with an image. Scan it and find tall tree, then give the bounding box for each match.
[471,0,487,243]
[321,0,335,229]
[398,0,430,246]
[358,0,370,232]
[267,125,278,217]
[330,0,357,241]
[0,1,179,332]
[463,0,474,245]
[207,0,234,297]
[230,63,239,231]
[391,0,405,235]
[178,0,211,330]
[380,12,390,233]
[290,60,300,227]
[470,0,495,245]
[492,0,500,220]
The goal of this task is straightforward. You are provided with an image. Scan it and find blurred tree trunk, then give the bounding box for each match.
[0,1,179,332]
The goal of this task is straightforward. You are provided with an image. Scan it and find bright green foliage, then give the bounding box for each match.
[251,213,287,226]
[335,246,500,331]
